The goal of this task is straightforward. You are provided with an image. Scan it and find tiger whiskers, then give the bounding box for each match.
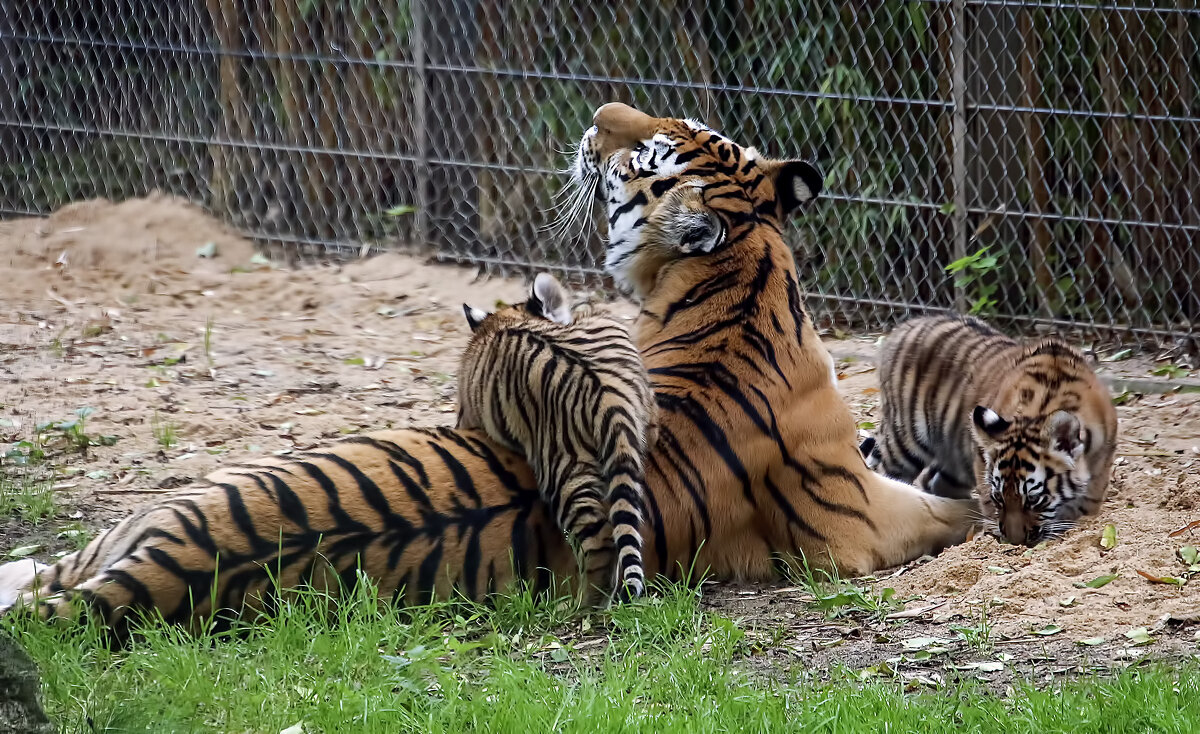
[977,518,1001,538]
[1038,521,1076,541]
[541,172,597,248]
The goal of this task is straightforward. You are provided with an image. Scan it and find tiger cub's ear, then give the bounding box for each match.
[1045,410,1085,460]
[463,304,490,332]
[530,273,573,325]
[973,406,1011,439]
[761,159,824,215]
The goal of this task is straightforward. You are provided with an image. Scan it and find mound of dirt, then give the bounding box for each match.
[0,192,255,302]
[888,446,1200,639]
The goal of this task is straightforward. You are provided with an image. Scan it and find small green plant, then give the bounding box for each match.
[49,325,69,358]
[203,315,215,367]
[951,602,994,651]
[780,555,902,619]
[34,408,117,455]
[0,471,56,524]
[945,247,1001,315]
[3,438,47,466]
[152,412,178,450]
[1150,364,1191,380]
[57,521,93,551]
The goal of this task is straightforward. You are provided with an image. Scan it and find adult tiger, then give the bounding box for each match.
[0,103,971,633]
[570,102,972,580]
[0,429,575,635]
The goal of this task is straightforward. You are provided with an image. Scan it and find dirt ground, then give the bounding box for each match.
[2,195,1198,684]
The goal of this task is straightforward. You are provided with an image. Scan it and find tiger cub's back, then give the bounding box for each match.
[871,315,1017,494]
[869,314,1117,546]
[457,273,655,604]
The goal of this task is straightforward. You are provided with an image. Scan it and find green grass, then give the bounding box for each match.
[4,580,1200,733]
[152,411,179,450]
[0,470,56,525]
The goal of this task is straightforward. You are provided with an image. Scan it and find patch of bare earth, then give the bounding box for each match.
[2,195,1197,684]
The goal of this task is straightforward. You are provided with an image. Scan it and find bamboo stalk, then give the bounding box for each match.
[1019,8,1055,318]
[204,0,248,218]
[312,3,339,239]
[343,0,385,241]
[1089,9,1140,313]
[271,0,304,227]
[935,2,956,309]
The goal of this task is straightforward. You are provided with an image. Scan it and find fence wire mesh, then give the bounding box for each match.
[2,1,1198,346]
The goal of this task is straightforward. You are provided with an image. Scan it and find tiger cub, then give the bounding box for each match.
[458,273,656,604]
[862,314,1117,546]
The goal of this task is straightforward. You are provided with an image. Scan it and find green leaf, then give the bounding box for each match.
[1100,524,1118,550]
[250,253,272,266]
[1077,637,1106,646]
[901,636,954,650]
[1136,569,1185,586]
[1111,390,1135,406]
[1124,627,1154,646]
[195,242,218,258]
[1179,546,1199,566]
[1075,573,1118,589]
[384,205,418,217]
[1150,364,1190,379]
[954,661,1005,672]
[857,421,876,431]
[1101,348,1133,363]
[7,544,41,559]
[343,357,366,366]
[1033,624,1063,636]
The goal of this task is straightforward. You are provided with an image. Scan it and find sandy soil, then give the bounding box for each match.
[1,195,1197,681]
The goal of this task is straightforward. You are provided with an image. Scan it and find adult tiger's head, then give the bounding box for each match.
[971,406,1091,546]
[572,102,823,298]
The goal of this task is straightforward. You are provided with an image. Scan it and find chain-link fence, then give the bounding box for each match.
[2,2,1198,346]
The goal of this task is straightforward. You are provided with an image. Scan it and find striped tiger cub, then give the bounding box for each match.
[862,314,1118,546]
[458,273,656,605]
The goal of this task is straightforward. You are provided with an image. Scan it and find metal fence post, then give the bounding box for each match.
[951,0,969,313]
[411,0,430,250]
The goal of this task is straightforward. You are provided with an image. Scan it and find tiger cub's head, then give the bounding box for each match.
[462,272,575,335]
[571,102,822,300]
[971,406,1090,546]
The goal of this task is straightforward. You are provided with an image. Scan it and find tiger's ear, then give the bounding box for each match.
[661,190,726,254]
[463,304,489,332]
[973,406,1011,440]
[679,209,725,254]
[1045,410,1084,460]
[762,159,824,215]
[530,273,572,325]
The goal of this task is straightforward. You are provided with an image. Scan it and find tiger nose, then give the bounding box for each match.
[999,520,1025,546]
[592,102,658,148]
